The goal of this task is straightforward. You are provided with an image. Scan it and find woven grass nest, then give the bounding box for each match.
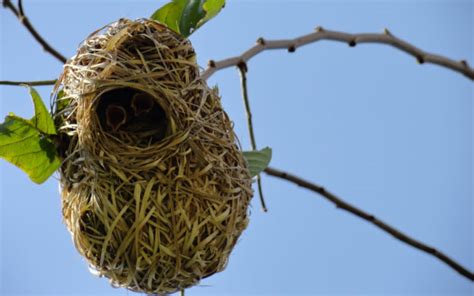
[53,18,253,294]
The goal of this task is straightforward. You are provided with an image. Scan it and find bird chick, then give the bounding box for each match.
[105,104,127,131]
[131,92,155,116]
[123,98,167,143]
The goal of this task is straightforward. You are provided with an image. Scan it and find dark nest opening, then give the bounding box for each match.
[95,87,168,147]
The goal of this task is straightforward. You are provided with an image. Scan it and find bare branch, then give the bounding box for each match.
[0,79,56,86]
[238,62,268,212]
[2,0,67,63]
[264,166,474,281]
[201,27,474,81]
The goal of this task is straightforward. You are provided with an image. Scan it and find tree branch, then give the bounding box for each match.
[238,62,268,212]
[1,0,470,283]
[201,27,474,81]
[0,79,56,86]
[2,0,67,63]
[263,166,474,281]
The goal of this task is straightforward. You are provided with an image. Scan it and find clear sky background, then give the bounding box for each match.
[0,0,472,295]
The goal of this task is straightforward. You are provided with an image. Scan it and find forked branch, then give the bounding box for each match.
[1,1,471,283]
[2,0,67,63]
[264,166,474,281]
[201,27,474,81]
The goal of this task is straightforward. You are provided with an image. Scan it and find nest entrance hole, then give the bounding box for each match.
[96,87,168,147]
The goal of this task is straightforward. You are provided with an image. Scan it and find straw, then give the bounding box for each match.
[53,19,253,295]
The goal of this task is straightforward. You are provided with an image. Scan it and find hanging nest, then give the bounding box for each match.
[53,18,253,295]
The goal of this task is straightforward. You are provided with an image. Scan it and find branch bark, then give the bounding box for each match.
[201,27,474,81]
[2,1,471,283]
[264,166,474,281]
[2,0,67,63]
[0,79,56,86]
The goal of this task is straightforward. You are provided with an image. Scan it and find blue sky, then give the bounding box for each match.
[0,0,472,295]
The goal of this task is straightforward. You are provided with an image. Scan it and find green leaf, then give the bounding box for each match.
[198,0,225,27]
[151,0,225,37]
[151,1,186,34]
[53,89,71,128]
[0,116,60,184]
[179,0,206,36]
[28,86,57,135]
[243,147,272,177]
[0,87,60,184]
[54,89,70,114]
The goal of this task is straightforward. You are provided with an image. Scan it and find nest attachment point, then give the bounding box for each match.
[53,18,253,295]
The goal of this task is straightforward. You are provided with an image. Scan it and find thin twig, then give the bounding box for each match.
[237,63,258,149]
[264,166,474,281]
[2,0,67,63]
[202,27,474,81]
[0,79,56,86]
[16,0,23,15]
[238,62,268,212]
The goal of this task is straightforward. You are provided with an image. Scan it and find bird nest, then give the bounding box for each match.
[53,18,253,294]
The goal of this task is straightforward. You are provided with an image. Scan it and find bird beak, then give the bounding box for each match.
[105,104,127,131]
[131,93,155,116]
